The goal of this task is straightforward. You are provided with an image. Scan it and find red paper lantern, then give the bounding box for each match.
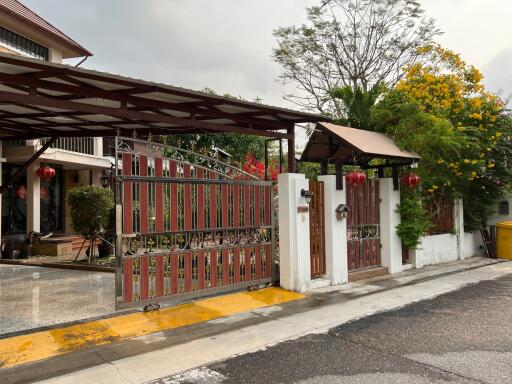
[346,171,367,186]
[37,166,56,180]
[16,185,27,200]
[403,173,422,189]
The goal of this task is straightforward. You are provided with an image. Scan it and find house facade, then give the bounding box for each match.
[0,0,111,239]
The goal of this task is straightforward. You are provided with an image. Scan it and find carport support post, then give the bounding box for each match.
[114,136,123,308]
[278,173,311,292]
[379,178,403,274]
[287,126,295,173]
[27,160,41,233]
[318,175,348,284]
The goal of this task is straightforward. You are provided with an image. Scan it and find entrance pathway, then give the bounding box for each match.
[0,264,114,336]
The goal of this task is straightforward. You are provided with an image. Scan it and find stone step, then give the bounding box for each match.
[348,266,389,282]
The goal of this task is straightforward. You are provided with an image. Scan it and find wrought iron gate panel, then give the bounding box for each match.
[347,179,381,271]
[115,137,275,309]
[309,180,326,277]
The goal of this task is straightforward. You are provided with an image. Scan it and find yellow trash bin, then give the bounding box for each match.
[496,222,512,259]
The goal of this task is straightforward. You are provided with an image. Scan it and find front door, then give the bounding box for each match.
[1,164,63,236]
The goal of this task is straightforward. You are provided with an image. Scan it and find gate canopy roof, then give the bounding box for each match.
[301,122,420,166]
[0,53,324,140]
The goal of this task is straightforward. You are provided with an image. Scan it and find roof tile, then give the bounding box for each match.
[0,0,91,57]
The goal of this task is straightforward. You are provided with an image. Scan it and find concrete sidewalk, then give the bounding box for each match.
[3,257,510,384]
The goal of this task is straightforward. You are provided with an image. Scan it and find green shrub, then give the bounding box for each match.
[67,185,114,238]
[396,190,431,249]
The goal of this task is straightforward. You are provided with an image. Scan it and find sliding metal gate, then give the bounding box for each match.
[114,137,276,309]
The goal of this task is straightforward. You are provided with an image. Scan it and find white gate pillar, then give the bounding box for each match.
[318,175,348,285]
[278,173,311,292]
[379,178,402,274]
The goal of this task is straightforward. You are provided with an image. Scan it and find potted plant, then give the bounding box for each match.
[67,185,114,262]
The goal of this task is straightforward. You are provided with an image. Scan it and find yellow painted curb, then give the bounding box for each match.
[0,287,304,369]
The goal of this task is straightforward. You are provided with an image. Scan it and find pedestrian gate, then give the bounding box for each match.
[346,179,381,271]
[114,137,276,309]
[309,180,326,277]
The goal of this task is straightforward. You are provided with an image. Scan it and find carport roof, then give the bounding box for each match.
[0,53,325,140]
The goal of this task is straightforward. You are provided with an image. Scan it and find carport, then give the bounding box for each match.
[0,52,322,184]
[0,52,323,324]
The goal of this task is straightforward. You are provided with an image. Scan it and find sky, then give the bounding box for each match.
[21,0,512,144]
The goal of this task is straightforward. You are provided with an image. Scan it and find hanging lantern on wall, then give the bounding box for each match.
[345,171,367,186]
[402,173,422,189]
[16,185,27,200]
[37,166,56,180]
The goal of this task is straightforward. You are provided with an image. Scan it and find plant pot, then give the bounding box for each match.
[98,242,114,258]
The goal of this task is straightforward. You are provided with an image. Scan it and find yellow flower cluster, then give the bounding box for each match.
[398,44,503,124]
[397,44,507,191]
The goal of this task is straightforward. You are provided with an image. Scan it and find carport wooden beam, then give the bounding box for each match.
[0,52,325,143]
[0,91,292,140]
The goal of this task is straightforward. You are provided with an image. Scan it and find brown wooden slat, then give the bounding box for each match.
[309,180,326,277]
[347,179,381,272]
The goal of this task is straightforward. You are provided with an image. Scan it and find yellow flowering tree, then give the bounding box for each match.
[372,44,512,230]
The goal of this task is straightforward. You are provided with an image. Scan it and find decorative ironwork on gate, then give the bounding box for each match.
[114,137,276,309]
[346,179,381,271]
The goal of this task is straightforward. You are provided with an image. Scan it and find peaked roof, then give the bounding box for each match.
[0,0,91,57]
[301,122,420,165]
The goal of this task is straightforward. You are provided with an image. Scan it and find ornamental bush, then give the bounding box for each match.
[372,44,512,232]
[396,190,432,249]
[67,185,114,238]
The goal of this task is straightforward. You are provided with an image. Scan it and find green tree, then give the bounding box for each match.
[164,133,266,165]
[372,45,512,231]
[330,83,385,129]
[273,0,439,117]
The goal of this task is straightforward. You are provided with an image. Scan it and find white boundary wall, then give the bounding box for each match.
[411,199,483,268]
[413,233,460,268]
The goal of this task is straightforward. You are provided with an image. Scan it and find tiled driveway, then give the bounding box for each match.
[0,264,115,335]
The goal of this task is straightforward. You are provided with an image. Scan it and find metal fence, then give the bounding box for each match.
[41,137,95,155]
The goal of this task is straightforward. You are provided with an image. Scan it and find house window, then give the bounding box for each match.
[0,26,49,60]
[499,201,509,216]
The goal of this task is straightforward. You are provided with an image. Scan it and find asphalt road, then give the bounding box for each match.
[152,274,512,384]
